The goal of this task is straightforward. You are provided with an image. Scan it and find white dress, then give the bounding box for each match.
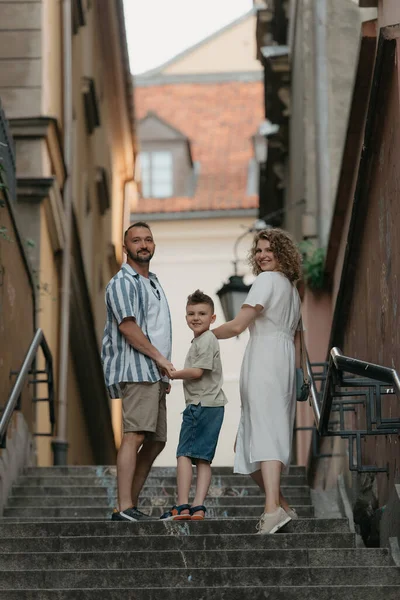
[234,271,301,474]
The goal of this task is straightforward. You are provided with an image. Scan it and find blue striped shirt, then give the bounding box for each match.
[101,263,172,399]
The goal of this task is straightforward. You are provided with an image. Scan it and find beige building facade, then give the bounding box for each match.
[143,11,261,77]
[0,0,137,466]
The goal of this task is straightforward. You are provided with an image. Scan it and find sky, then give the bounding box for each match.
[123,0,254,75]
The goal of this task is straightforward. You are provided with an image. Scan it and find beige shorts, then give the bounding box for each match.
[120,381,167,442]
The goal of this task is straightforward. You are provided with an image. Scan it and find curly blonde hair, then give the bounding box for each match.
[249,228,302,282]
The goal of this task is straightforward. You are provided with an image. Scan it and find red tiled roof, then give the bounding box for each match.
[134,80,263,213]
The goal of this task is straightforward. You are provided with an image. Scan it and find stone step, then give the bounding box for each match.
[22,465,307,477]
[2,505,315,519]
[0,532,357,552]
[7,495,312,507]
[2,586,400,600]
[11,484,311,498]
[0,548,392,570]
[15,475,307,487]
[0,566,399,588]
[0,519,351,537]
[2,465,397,599]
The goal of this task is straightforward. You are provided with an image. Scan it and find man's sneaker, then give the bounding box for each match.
[111,507,153,521]
[256,507,292,535]
[160,504,191,521]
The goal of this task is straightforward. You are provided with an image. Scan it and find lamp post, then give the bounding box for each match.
[216,219,269,322]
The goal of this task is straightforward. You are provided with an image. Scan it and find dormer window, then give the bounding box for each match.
[140,150,173,198]
[138,111,197,199]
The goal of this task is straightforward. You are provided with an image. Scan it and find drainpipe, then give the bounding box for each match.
[314,0,331,247]
[52,0,73,465]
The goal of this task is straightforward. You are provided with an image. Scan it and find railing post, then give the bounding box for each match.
[51,441,69,465]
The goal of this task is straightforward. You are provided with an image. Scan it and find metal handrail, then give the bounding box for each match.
[307,346,400,436]
[0,328,55,446]
[331,348,400,391]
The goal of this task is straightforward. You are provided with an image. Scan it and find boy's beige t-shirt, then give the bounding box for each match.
[183,329,227,407]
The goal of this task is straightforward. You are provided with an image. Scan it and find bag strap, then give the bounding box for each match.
[299,317,310,384]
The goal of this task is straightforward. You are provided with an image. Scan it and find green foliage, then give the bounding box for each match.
[299,240,326,290]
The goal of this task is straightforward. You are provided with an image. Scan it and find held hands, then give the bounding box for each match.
[157,357,176,379]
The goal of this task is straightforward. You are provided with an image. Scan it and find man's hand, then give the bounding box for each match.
[166,383,171,394]
[119,320,175,376]
[157,356,175,378]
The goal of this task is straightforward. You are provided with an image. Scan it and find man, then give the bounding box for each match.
[102,221,175,521]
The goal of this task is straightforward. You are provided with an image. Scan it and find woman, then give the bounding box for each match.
[213,228,302,534]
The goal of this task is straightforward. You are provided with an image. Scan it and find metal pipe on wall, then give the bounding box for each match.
[52,0,73,465]
[314,0,331,248]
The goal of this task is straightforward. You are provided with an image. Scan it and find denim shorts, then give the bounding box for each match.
[176,403,225,464]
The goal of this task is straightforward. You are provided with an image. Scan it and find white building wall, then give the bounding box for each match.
[148,216,255,466]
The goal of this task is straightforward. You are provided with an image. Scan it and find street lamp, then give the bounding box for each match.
[216,219,270,322]
[217,275,251,324]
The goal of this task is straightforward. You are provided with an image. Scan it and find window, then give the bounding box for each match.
[72,0,86,35]
[140,151,173,198]
[95,167,110,215]
[82,77,100,135]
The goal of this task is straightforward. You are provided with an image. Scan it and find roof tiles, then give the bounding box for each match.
[134,80,263,214]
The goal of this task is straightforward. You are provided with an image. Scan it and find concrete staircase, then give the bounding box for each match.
[0,465,399,598]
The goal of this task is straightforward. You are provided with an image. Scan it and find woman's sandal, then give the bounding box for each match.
[160,504,191,521]
[190,505,207,520]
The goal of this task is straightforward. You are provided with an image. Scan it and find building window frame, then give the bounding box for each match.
[72,0,86,35]
[140,150,174,198]
[95,167,110,215]
[82,77,101,135]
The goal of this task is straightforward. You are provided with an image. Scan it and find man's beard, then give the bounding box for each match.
[127,249,154,263]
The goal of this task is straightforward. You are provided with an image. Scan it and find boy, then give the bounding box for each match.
[161,290,227,520]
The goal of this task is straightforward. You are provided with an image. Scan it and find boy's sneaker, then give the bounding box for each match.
[111,507,153,521]
[160,504,191,521]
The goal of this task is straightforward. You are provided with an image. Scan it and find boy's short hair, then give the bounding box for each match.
[187,289,214,313]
